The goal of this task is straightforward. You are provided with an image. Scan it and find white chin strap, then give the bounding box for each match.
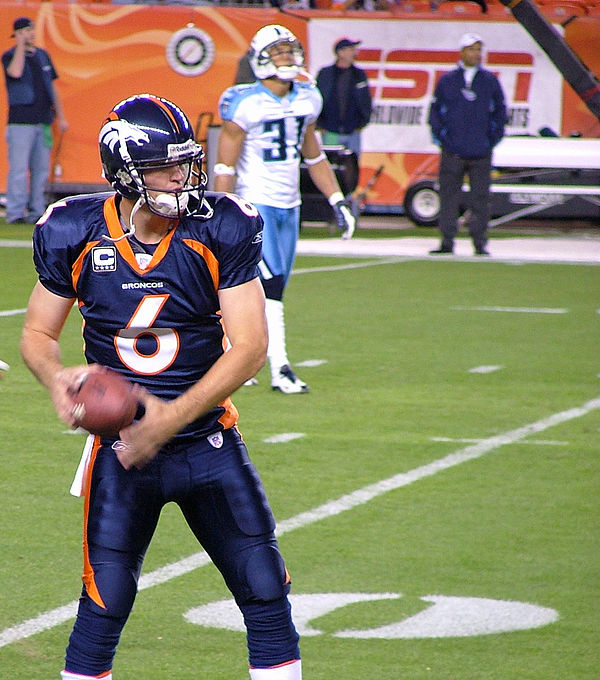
[275,65,301,81]
[147,190,189,218]
[276,67,314,85]
[103,190,189,244]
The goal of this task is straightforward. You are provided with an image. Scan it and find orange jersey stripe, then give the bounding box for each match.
[71,241,100,292]
[103,195,177,275]
[218,396,239,430]
[182,238,220,290]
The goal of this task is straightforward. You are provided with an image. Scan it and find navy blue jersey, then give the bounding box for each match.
[33,191,263,439]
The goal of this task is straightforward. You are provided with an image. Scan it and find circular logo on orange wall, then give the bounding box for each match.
[166,25,215,77]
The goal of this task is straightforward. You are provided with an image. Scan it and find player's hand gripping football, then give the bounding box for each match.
[332,197,356,240]
[113,390,179,471]
[52,364,104,428]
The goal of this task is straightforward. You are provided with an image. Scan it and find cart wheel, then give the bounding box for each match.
[403,180,440,226]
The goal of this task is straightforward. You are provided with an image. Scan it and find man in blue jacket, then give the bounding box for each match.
[428,33,506,255]
[2,17,68,224]
[316,37,372,161]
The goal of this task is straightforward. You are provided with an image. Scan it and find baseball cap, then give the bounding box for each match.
[460,33,483,49]
[11,17,34,37]
[334,38,361,52]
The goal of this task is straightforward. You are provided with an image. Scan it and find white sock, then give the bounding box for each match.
[61,672,112,680]
[249,659,302,680]
[265,298,288,379]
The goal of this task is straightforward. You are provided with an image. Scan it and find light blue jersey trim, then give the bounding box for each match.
[219,81,310,122]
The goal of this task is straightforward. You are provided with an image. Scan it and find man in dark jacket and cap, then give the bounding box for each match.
[2,17,68,224]
[316,37,372,162]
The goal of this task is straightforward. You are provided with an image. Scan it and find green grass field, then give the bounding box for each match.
[0,228,598,679]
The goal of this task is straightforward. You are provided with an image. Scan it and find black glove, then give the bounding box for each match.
[330,196,356,240]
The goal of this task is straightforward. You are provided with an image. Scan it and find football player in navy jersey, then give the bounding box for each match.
[20,94,302,680]
[216,25,355,394]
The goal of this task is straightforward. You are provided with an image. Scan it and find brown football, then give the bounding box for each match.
[71,369,138,437]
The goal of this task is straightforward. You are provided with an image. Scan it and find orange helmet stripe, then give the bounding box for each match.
[148,94,181,132]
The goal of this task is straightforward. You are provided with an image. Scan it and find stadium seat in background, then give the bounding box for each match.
[391,0,432,13]
[483,1,513,16]
[485,5,513,15]
[537,0,589,16]
[435,0,485,12]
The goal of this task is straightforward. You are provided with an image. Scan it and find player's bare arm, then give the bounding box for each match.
[302,124,344,198]
[302,124,356,238]
[116,277,267,470]
[20,282,95,426]
[213,120,245,194]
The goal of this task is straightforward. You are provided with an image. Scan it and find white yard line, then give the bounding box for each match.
[263,433,306,444]
[1,395,598,648]
[452,306,568,314]
[430,437,568,446]
[292,257,405,275]
[468,365,503,374]
[0,308,27,317]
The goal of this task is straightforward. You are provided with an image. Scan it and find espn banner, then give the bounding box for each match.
[1,3,598,205]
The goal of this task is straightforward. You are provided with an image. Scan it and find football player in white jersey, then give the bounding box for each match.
[216,24,355,394]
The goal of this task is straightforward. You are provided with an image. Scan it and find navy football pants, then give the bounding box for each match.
[65,428,300,676]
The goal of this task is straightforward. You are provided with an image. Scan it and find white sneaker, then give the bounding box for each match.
[244,377,258,386]
[272,364,309,394]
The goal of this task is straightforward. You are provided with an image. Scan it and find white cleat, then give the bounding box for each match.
[272,364,309,394]
[244,377,259,386]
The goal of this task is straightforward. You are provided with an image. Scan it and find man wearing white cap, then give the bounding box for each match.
[428,33,506,255]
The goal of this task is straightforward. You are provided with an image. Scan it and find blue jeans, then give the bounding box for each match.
[5,123,52,222]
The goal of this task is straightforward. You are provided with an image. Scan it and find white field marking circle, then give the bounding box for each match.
[263,433,306,444]
[468,365,503,374]
[184,593,558,639]
[1,395,598,648]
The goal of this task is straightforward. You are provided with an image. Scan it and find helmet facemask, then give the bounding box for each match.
[129,145,206,219]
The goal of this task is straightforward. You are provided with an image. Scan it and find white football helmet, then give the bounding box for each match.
[249,24,305,81]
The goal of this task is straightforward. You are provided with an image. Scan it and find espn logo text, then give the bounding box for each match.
[359,49,534,129]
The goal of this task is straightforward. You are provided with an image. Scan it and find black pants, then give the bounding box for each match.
[438,148,492,250]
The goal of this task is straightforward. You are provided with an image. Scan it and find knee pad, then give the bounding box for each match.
[245,544,288,602]
[89,561,138,619]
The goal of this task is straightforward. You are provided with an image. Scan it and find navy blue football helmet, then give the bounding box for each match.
[99,94,208,218]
